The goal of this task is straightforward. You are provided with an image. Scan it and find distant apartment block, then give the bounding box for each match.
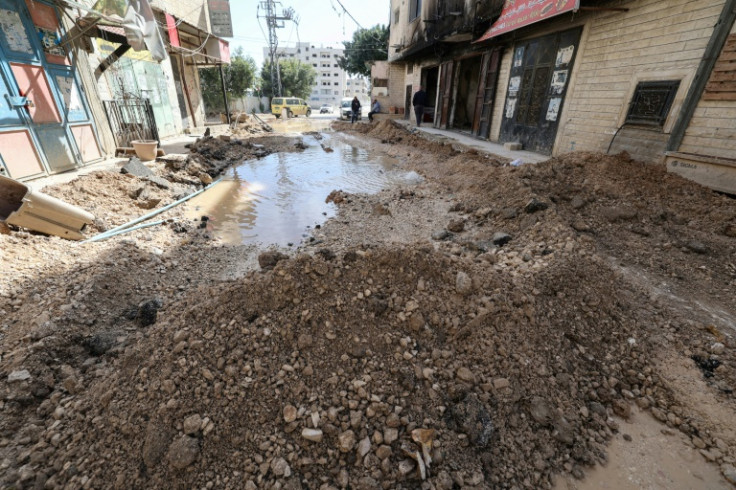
[264,42,346,108]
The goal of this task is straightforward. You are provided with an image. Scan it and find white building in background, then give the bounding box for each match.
[345,77,371,106]
[263,42,346,108]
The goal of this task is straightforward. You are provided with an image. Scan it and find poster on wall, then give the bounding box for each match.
[509,76,521,95]
[513,46,525,67]
[550,70,568,95]
[556,46,574,66]
[505,98,517,119]
[0,9,34,55]
[39,28,66,58]
[54,75,83,113]
[546,97,562,121]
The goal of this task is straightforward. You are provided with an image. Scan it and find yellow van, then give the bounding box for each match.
[271,97,312,118]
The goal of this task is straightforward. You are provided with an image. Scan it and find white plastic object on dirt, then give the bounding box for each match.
[0,175,94,240]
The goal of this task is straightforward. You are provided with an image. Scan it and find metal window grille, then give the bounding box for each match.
[103,99,159,148]
[625,81,680,127]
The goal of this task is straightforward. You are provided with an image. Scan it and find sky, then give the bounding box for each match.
[226,0,391,67]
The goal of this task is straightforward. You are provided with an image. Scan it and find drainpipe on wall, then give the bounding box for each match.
[666,0,736,152]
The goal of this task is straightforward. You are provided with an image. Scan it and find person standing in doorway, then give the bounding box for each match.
[412,86,428,127]
[351,96,361,123]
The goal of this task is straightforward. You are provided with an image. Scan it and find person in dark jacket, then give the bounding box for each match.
[412,86,428,127]
[351,97,361,123]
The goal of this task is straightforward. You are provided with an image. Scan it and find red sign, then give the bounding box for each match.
[475,0,580,42]
[165,13,180,48]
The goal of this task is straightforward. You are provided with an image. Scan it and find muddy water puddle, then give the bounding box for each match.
[186,134,419,246]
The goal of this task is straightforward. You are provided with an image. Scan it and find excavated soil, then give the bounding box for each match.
[1,120,735,489]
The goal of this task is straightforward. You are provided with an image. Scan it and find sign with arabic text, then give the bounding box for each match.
[208,0,233,38]
[475,0,580,42]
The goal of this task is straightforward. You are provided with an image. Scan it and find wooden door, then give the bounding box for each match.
[438,61,454,129]
[473,48,502,138]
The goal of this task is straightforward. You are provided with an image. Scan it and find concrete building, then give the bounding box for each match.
[345,77,370,105]
[264,42,347,108]
[93,0,231,141]
[0,0,230,181]
[0,0,117,181]
[384,0,736,192]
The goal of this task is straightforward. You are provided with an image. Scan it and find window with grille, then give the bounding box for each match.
[625,81,680,127]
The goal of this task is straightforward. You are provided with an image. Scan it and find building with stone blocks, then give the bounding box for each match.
[384,0,736,191]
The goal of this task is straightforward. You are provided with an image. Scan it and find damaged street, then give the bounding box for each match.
[1,118,735,489]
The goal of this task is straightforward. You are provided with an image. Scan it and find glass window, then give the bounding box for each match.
[410,0,422,21]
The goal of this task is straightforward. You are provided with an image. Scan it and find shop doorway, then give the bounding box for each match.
[452,55,482,131]
[421,66,439,124]
[500,27,582,154]
[0,0,102,180]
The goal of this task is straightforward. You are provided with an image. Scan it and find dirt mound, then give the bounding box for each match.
[1,121,735,489]
[3,239,734,489]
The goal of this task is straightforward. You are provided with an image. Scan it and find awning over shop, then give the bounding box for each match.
[475,0,580,43]
[61,0,168,61]
[165,16,231,66]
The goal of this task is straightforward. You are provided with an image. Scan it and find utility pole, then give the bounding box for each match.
[258,1,294,98]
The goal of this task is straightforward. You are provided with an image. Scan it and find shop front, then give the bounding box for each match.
[0,0,102,180]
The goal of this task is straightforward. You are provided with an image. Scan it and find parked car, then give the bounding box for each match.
[339,97,361,120]
[319,104,333,114]
[271,97,311,118]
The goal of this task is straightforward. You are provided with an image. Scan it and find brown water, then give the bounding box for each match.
[186,134,420,246]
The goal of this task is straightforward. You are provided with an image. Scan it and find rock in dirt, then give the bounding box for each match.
[447,394,494,447]
[431,229,451,241]
[372,203,391,216]
[183,414,202,435]
[686,241,707,254]
[338,430,356,453]
[447,219,465,233]
[456,367,475,383]
[601,206,638,222]
[144,175,171,190]
[492,232,512,246]
[167,436,200,470]
[455,271,473,295]
[529,397,554,424]
[142,423,172,468]
[137,299,162,327]
[271,457,291,477]
[302,428,323,442]
[283,405,298,423]
[258,251,288,270]
[524,198,549,213]
[8,370,31,382]
[721,464,736,485]
[83,332,120,356]
[325,190,347,204]
[121,157,154,178]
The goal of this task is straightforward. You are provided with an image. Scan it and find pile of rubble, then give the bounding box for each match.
[0,121,735,489]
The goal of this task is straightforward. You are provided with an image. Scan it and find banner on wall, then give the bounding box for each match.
[475,0,580,42]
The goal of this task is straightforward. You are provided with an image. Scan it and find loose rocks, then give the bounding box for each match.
[167,436,200,469]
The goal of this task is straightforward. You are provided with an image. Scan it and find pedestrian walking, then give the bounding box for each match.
[351,97,361,123]
[412,86,428,127]
[368,99,381,122]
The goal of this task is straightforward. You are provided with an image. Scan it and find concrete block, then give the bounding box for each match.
[504,142,522,151]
